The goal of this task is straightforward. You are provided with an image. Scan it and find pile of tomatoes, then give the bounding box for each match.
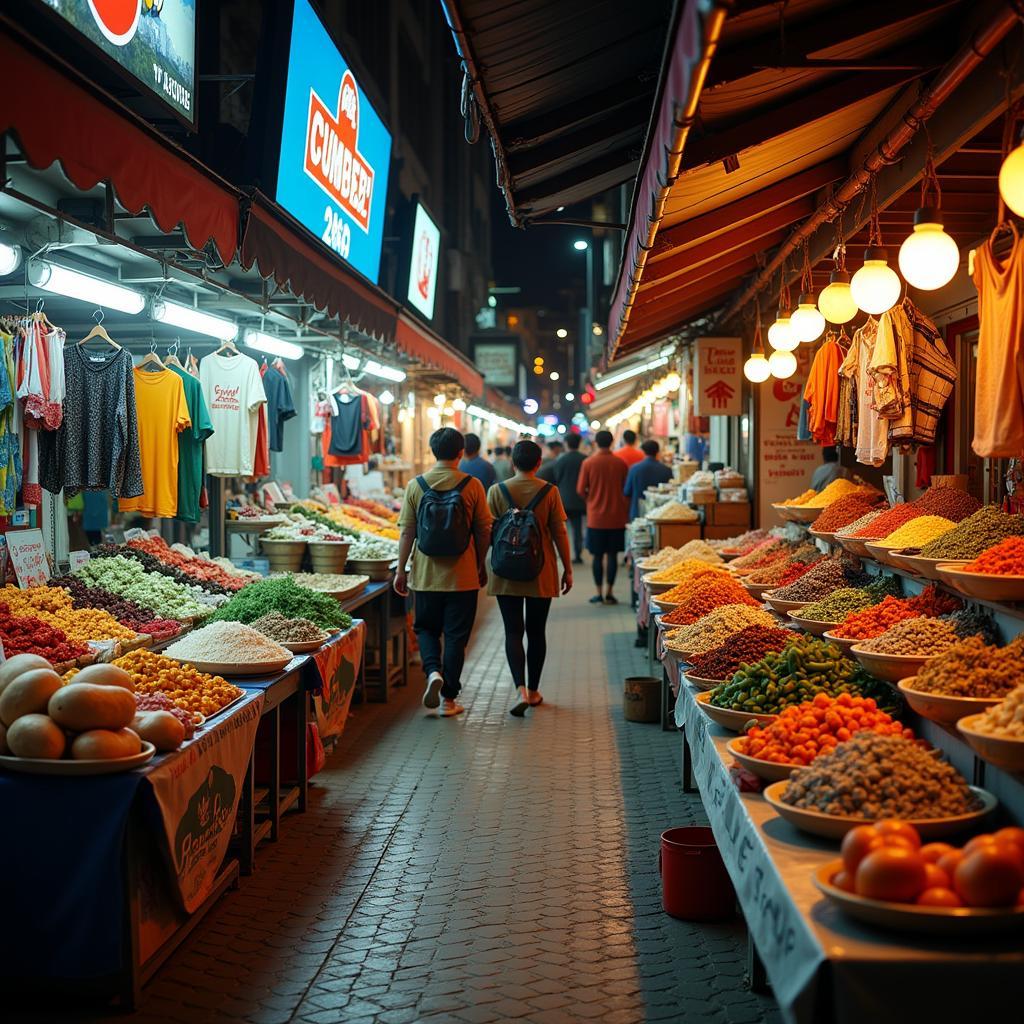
[833,820,1024,908]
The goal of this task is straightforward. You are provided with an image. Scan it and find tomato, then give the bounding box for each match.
[963,833,996,854]
[855,847,927,903]
[994,827,1024,857]
[922,862,951,890]
[936,849,965,879]
[919,842,955,864]
[954,847,1024,907]
[831,869,855,893]
[916,887,963,908]
[841,826,885,874]
[873,820,921,850]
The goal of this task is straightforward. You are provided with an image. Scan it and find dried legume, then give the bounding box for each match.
[664,604,778,654]
[797,588,875,623]
[911,486,981,523]
[965,684,1024,738]
[859,615,962,656]
[685,625,794,679]
[770,557,868,601]
[919,506,1024,559]
[852,503,920,538]
[913,636,1024,697]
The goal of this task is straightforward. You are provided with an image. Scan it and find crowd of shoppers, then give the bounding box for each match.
[396,425,670,717]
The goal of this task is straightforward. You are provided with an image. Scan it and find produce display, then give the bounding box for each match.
[801,479,865,508]
[75,556,213,620]
[857,616,963,656]
[647,559,730,585]
[769,557,868,602]
[851,503,920,539]
[812,493,887,534]
[164,621,291,665]
[346,496,399,522]
[879,515,955,550]
[779,733,980,819]
[655,576,759,625]
[264,521,348,543]
[730,539,787,570]
[1,585,136,644]
[127,536,248,591]
[961,536,1024,575]
[685,624,794,680]
[114,649,243,718]
[835,509,885,537]
[289,572,370,594]
[93,543,231,599]
[640,546,689,569]
[284,503,359,538]
[250,611,328,645]
[830,821,1024,908]
[0,605,87,664]
[721,529,773,556]
[796,588,876,623]
[134,692,198,738]
[706,636,895,715]
[49,575,183,640]
[963,685,1024,739]
[211,576,352,631]
[912,636,1024,698]
[918,506,1024,560]
[745,544,822,586]
[735,693,914,765]
[346,535,400,560]
[663,605,778,655]
[647,500,699,522]
[911,486,981,523]
[831,586,961,641]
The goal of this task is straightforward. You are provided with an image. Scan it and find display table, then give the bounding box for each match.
[338,578,407,702]
[674,679,1024,1024]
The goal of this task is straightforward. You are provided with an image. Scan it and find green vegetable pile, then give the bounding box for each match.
[708,636,897,714]
[865,575,902,600]
[74,556,212,620]
[288,505,358,538]
[797,588,875,623]
[211,576,352,631]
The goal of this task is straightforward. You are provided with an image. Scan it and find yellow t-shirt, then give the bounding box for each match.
[119,368,191,518]
[398,466,491,592]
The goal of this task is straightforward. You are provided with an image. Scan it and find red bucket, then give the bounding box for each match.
[660,826,736,921]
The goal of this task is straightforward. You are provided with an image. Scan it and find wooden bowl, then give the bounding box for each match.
[694,690,777,732]
[726,738,801,782]
[958,714,1024,774]
[763,780,996,840]
[788,612,839,637]
[808,528,838,545]
[684,672,729,692]
[643,577,679,595]
[849,645,936,683]
[651,595,682,612]
[897,677,1002,726]
[936,564,1024,602]
[834,534,876,558]
[771,503,800,523]
[786,505,822,524]
[821,629,857,653]
[864,540,902,568]
[762,592,810,614]
[741,579,776,600]
[887,551,967,581]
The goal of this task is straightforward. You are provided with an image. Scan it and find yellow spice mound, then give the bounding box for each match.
[881,515,956,549]
[781,489,816,506]
[802,479,862,508]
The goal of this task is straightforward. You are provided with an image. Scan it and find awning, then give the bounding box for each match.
[396,314,484,396]
[440,0,672,225]
[240,196,399,344]
[0,31,239,266]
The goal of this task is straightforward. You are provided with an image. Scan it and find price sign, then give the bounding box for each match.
[6,529,50,588]
[69,550,91,571]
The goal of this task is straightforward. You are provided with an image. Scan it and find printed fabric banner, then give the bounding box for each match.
[308,620,366,740]
[145,691,264,913]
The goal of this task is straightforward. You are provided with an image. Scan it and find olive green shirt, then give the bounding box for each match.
[398,466,492,592]
[485,477,568,599]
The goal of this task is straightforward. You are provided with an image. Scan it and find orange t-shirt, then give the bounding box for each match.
[614,445,644,468]
[119,368,191,518]
[803,340,841,446]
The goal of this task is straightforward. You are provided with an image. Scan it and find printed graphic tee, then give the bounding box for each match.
[199,352,267,476]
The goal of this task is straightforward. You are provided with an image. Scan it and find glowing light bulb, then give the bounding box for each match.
[768,349,797,379]
[999,142,1024,218]
[897,209,959,291]
[664,372,681,392]
[790,294,825,343]
[817,271,857,324]
[850,248,901,315]
[743,353,771,383]
[767,311,798,352]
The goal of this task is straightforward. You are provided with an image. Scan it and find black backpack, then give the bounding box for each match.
[491,482,551,581]
[415,475,473,557]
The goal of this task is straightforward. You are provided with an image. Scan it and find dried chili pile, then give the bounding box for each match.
[686,624,793,680]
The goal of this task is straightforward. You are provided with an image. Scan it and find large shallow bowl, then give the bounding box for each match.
[684,672,728,692]
[897,677,1001,726]
[936,564,1024,602]
[762,592,810,615]
[283,638,328,654]
[726,738,801,782]
[835,534,876,559]
[182,656,293,677]
[808,528,838,546]
[887,551,967,581]
[741,579,776,600]
[786,505,822,524]
[849,645,936,683]
[643,576,679,596]
[771,503,800,523]
[957,714,1024,773]
[694,690,777,732]
[821,629,857,653]
[0,741,156,776]
[651,595,683,612]
[788,612,839,637]
[864,541,902,568]
[813,860,1024,935]
[663,645,697,663]
[762,780,996,840]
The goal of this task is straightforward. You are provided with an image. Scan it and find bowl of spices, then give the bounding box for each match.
[937,536,1024,600]
[887,550,967,581]
[958,689,1024,773]
[897,677,1002,726]
[849,616,962,682]
[250,610,330,653]
[163,621,294,676]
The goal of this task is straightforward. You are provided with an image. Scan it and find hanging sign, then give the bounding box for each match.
[406,203,441,320]
[472,340,519,388]
[693,337,743,417]
[275,0,392,283]
[6,529,50,588]
[756,347,817,526]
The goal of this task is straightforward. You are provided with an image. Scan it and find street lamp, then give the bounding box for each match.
[573,239,594,394]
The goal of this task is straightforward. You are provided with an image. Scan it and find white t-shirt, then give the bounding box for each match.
[199,352,267,476]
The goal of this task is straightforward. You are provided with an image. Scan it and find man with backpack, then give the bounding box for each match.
[395,428,492,717]
[486,440,572,716]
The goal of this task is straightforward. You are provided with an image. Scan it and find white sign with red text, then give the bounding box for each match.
[694,337,743,417]
[6,529,50,588]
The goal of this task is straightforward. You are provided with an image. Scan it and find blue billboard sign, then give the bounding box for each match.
[275,0,392,284]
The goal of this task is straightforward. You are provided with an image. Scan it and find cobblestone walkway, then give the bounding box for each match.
[70,578,780,1024]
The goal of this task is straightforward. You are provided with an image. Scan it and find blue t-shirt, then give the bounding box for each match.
[459,454,497,491]
[624,457,673,520]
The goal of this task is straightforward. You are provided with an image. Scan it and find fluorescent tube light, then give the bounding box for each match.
[153,299,237,341]
[593,355,669,391]
[244,330,303,361]
[340,352,406,381]
[29,260,144,314]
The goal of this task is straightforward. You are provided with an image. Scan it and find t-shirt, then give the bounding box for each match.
[199,352,267,476]
[459,454,496,491]
[397,466,491,592]
[119,368,191,517]
[577,449,629,529]
[263,365,296,452]
[623,457,673,520]
[614,445,644,468]
[168,365,214,523]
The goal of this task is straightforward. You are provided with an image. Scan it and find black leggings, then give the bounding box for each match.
[592,552,618,590]
[496,595,552,691]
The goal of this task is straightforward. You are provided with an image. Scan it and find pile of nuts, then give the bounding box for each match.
[770,557,868,602]
[911,486,981,523]
[963,684,1024,738]
[663,604,778,655]
[858,616,962,656]
[779,732,980,819]
[913,636,1024,698]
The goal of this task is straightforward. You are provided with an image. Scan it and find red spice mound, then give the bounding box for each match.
[814,494,887,533]
[962,536,1024,575]
[748,557,821,588]
[0,603,87,662]
[911,486,982,524]
[853,503,920,538]
[687,625,793,679]
[127,537,248,591]
[833,585,960,640]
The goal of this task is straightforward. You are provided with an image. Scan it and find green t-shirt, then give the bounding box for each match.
[169,365,214,523]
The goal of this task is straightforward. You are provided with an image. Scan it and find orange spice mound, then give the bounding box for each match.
[963,536,1024,575]
[658,576,759,626]
[832,585,961,640]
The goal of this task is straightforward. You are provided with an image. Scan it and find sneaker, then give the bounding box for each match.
[439,698,465,717]
[423,671,443,709]
[527,690,543,707]
[510,686,530,717]
[603,595,618,605]
[588,595,604,604]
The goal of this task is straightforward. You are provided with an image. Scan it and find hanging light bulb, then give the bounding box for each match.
[664,372,681,392]
[767,307,798,351]
[818,270,858,324]
[898,207,959,291]
[790,293,826,343]
[850,247,901,315]
[743,310,771,383]
[768,349,797,379]
[999,134,1024,217]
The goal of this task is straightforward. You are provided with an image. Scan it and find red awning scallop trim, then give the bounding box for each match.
[0,32,239,266]
[240,196,399,344]
[396,314,484,396]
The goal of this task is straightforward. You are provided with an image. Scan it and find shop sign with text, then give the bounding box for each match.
[694,337,743,417]
[276,0,392,283]
[406,204,441,320]
[473,341,519,388]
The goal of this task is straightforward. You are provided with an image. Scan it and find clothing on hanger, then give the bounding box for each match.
[199,350,267,476]
[168,363,214,523]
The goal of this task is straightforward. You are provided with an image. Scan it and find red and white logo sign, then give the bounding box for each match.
[415,230,434,301]
[304,69,375,233]
[88,0,141,46]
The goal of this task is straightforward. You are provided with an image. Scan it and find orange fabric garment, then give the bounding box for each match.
[972,228,1024,458]
[803,340,842,446]
[119,368,191,517]
[614,445,643,468]
[576,449,629,529]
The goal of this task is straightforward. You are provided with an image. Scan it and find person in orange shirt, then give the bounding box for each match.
[577,430,629,605]
[614,429,644,468]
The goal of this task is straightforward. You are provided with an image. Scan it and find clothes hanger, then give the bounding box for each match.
[165,337,183,369]
[215,338,239,356]
[77,309,121,350]
[138,337,165,371]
